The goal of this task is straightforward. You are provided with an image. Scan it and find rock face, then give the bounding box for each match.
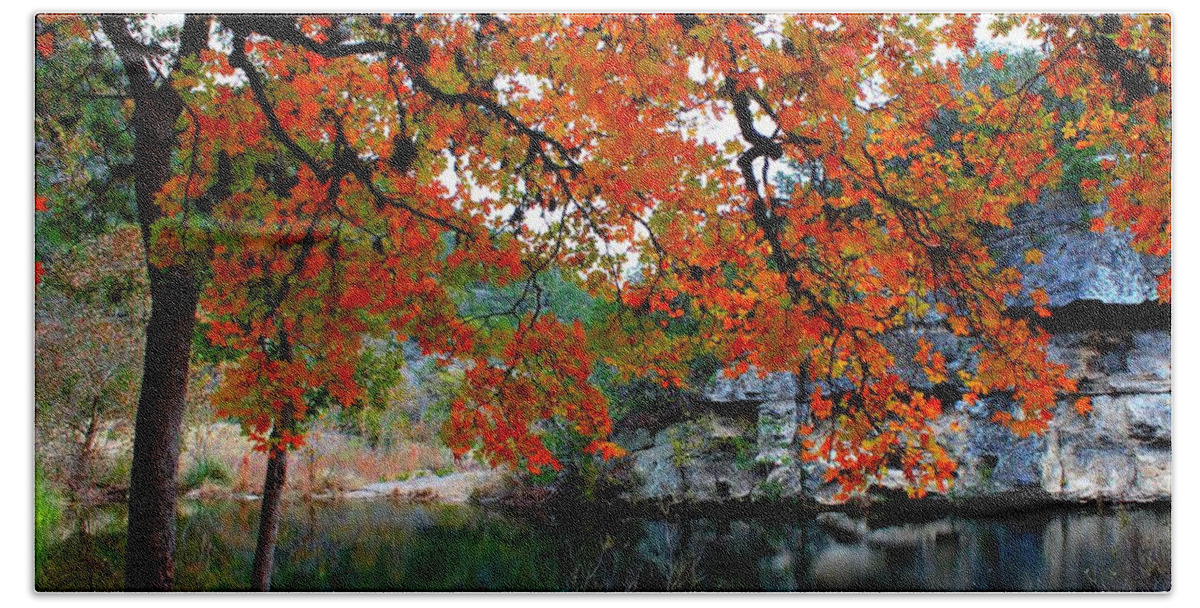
[988,192,1169,308]
[621,326,1170,506]
[950,329,1171,502]
[1037,331,1171,501]
[625,415,759,503]
[617,194,1169,507]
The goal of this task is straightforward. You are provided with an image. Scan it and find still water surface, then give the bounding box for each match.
[36,499,1170,591]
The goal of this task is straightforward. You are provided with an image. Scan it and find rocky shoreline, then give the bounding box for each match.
[184,469,507,504]
[607,321,1170,508]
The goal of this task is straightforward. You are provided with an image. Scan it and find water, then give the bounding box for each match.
[35,499,1170,592]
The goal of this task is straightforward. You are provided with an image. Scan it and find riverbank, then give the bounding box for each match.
[164,460,1172,523]
[183,468,507,504]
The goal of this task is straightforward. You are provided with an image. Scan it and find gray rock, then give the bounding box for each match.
[950,398,1047,495]
[627,285,1170,506]
[1127,330,1172,382]
[987,193,1165,307]
[755,464,807,500]
[653,427,675,448]
[681,457,755,501]
[1132,446,1171,500]
[628,416,762,502]
[707,416,751,439]
[1126,394,1171,444]
[756,399,797,465]
[865,519,956,549]
[1064,395,1132,442]
[1050,445,1137,499]
[706,367,797,402]
[815,512,869,543]
[1052,331,1172,395]
[631,444,684,501]
[614,427,654,452]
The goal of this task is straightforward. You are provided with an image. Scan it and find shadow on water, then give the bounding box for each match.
[36,499,1170,592]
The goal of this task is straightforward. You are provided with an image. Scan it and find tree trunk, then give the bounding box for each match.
[71,398,102,495]
[252,332,297,592]
[251,437,290,591]
[101,15,208,591]
[123,266,199,590]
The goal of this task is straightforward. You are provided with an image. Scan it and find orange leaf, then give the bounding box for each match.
[1074,397,1093,416]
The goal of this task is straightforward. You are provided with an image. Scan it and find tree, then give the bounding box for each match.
[35,226,148,495]
[37,14,212,589]
[1035,15,1171,299]
[585,13,1168,496]
[36,13,1169,589]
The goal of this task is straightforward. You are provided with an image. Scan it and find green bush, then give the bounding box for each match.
[181,457,233,490]
[35,468,64,578]
[98,451,132,488]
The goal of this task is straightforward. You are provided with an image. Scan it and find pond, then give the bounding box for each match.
[35,498,1170,592]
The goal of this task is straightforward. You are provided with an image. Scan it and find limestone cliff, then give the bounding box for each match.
[615,193,1170,506]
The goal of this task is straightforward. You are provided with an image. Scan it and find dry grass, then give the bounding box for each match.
[179,420,461,498]
[39,408,471,502]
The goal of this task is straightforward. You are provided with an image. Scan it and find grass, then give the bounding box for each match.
[34,468,64,583]
[176,421,461,497]
[181,457,233,490]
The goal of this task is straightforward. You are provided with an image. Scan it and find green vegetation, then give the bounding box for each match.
[34,468,64,582]
[181,457,233,490]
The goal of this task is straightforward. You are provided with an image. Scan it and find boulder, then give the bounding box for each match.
[815,512,869,543]
[1131,447,1172,500]
[627,415,760,502]
[1126,394,1171,445]
[756,399,797,466]
[630,444,684,501]
[865,519,956,549]
[706,367,797,402]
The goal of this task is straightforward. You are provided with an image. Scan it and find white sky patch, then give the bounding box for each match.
[979,14,1047,53]
[934,13,1047,64]
[494,72,549,104]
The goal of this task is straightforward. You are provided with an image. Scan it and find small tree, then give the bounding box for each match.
[35,226,148,494]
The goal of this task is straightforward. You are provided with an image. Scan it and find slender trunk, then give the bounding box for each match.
[72,398,102,493]
[252,332,297,591]
[251,428,291,591]
[102,15,208,591]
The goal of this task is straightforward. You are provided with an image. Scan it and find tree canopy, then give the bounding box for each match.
[36,12,1169,504]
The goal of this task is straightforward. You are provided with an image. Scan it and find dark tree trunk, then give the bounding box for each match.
[101,15,209,591]
[251,441,290,591]
[251,333,297,592]
[123,265,200,590]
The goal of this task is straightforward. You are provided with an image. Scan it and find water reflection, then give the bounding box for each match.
[36,499,1169,591]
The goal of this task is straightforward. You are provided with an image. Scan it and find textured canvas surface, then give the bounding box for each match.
[34,13,1170,591]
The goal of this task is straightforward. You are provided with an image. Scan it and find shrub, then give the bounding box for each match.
[181,457,233,490]
[35,468,64,576]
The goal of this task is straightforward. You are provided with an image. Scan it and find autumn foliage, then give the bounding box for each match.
[37,13,1169,500]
